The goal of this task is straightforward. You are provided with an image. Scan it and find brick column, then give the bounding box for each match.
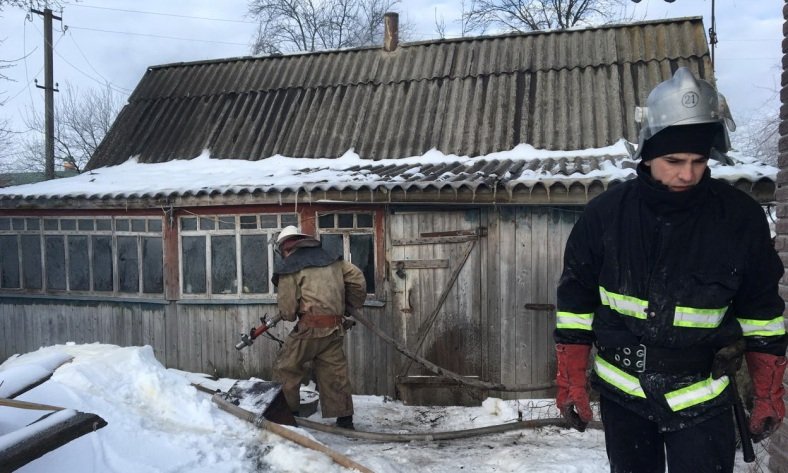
[771,2,788,470]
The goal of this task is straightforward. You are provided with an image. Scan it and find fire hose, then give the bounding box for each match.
[349,309,555,393]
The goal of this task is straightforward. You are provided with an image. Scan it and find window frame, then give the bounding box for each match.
[315,211,378,295]
[0,216,164,297]
[178,212,298,299]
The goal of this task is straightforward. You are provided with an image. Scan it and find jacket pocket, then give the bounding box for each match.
[673,271,740,329]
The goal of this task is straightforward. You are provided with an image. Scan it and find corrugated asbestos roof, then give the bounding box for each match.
[0,150,777,208]
[87,17,713,170]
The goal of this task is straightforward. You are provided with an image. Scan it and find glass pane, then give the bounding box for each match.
[181,217,197,231]
[357,213,373,228]
[182,235,206,294]
[116,219,130,232]
[0,235,20,288]
[350,234,375,293]
[240,215,257,229]
[241,235,268,294]
[11,218,25,230]
[337,214,353,228]
[96,219,111,231]
[0,218,9,230]
[25,218,40,231]
[92,236,113,292]
[21,235,42,289]
[318,214,335,228]
[320,234,343,260]
[117,236,139,293]
[218,216,235,230]
[148,218,162,233]
[68,236,90,291]
[200,216,215,231]
[78,218,94,231]
[60,219,76,231]
[211,235,237,294]
[44,219,58,231]
[45,236,66,290]
[142,237,163,294]
[260,215,277,228]
[131,219,146,232]
[281,214,298,227]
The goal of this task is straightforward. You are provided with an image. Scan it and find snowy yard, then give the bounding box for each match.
[0,344,771,472]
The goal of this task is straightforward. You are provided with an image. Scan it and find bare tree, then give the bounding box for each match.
[248,0,405,54]
[734,109,779,167]
[18,82,123,173]
[434,0,482,40]
[463,0,626,34]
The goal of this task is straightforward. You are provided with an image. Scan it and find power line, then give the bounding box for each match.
[52,39,131,94]
[66,29,132,94]
[62,2,256,24]
[67,25,250,47]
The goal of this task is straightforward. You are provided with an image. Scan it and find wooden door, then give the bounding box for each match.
[388,210,483,382]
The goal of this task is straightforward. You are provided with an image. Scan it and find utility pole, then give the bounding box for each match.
[31,7,61,181]
[708,0,718,72]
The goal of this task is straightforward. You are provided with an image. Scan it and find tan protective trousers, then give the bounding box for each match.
[272,331,354,418]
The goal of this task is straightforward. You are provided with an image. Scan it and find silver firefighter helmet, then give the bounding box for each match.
[630,67,736,160]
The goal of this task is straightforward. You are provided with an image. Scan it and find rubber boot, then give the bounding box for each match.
[336,415,354,430]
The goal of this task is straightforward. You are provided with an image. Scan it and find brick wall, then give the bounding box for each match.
[772,2,788,470]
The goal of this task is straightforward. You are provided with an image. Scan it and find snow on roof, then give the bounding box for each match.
[0,141,777,204]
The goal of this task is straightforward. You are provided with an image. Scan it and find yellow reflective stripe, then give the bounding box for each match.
[737,316,787,337]
[593,355,646,398]
[673,305,727,328]
[556,311,593,330]
[599,287,648,320]
[664,376,729,411]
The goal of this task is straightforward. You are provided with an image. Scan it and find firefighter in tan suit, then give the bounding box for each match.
[271,226,367,429]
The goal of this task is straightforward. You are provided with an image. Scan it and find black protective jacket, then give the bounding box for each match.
[555,163,786,431]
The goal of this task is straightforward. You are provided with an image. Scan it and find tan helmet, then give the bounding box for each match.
[275,225,310,251]
[631,67,736,160]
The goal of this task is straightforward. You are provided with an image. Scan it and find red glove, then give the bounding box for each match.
[556,343,593,431]
[746,352,787,442]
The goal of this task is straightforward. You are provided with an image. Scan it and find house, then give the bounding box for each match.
[0,169,79,188]
[0,16,778,406]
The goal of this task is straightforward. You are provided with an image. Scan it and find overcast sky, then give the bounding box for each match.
[0,0,782,154]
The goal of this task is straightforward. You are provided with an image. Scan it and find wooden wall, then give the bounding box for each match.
[0,297,391,395]
[0,205,580,404]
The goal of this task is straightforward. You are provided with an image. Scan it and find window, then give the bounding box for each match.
[317,212,375,293]
[179,213,298,297]
[0,216,164,296]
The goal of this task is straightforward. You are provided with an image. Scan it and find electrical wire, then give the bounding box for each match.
[66,29,132,94]
[66,25,250,47]
[61,2,256,24]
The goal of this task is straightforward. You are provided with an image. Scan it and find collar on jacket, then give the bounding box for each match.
[272,245,340,286]
[636,162,711,215]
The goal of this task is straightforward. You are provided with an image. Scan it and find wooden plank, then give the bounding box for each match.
[516,207,535,395]
[391,235,478,246]
[0,410,107,473]
[529,208,550,396]
[164,302,179,369]
[391,259,449,270]
[482,208,498,389]
[419,229,479,238]
[497,207,518,398]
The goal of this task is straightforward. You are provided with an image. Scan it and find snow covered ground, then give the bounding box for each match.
[0,344,771,472]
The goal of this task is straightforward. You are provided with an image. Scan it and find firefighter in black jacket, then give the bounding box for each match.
[555,67,787,473]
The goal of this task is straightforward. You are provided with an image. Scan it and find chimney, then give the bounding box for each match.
[383,12,399,52]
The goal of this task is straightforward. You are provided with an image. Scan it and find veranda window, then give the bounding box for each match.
[0,216,164,296]
[179,213,298,297]
[317,212,375,293]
